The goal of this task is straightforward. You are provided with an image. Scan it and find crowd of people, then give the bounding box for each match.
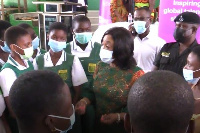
[0,6,200,133]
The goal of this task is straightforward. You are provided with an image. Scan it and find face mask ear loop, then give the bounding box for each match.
[145,18,151,29]
[14,44,23,51]
[48,115,70,120]
[183,28,193,38]
[185,124,189,133]
[14,44,25,55]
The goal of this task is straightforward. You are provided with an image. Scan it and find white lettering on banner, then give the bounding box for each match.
[184,9,200,14]
[173,0,200,8]
[164,8,182,15]
[162,0,200,20]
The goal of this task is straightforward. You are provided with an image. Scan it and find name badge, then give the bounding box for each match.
[161,52,170,57]
[88,63,96,72]
[58,70,68,80]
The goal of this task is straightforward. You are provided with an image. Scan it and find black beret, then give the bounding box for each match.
[174,12,200,24]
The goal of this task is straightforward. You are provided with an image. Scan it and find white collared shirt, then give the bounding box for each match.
[69,40,94,58]
[0,59,5,67]
[33,50,88,86]
[0,56,31,97]
[134,31,166,72]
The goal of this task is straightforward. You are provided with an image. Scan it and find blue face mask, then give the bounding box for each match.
[48,39,67,52]
[32,36,40,50]
[1,41,11,53]
[75,32,92,44]
[48,105,75,133]
[183,68,200,85]
[134,21,148,34]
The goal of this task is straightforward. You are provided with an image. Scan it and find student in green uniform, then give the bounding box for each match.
[33,22,87,133]
[65,15,101,133]
[0,26,34,133]
[0,20,12,69]
[18,23,46,62]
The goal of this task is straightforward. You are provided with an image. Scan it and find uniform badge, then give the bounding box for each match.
[58,70,68,80]
[179,15,184,22]
[88,63,96,72]
[161,52,170,57]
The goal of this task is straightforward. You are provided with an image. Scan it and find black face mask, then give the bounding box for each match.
[173,27,192,43]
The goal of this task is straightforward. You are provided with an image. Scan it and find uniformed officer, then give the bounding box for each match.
[152,12,200,76]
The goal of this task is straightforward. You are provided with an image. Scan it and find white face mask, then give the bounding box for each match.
[14,45,33,60]
[99,46,114,64]
[48,104,75,133]
[183,68,200,85]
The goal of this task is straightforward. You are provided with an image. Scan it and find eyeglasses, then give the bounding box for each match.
[133,17,150,21]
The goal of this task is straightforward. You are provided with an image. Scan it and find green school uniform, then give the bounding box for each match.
[36,52,74,93]
[36,52,82,133]
[1,57,34,133]
[65,42,101,133]
[2,57,34,77]
[65,42,101,99]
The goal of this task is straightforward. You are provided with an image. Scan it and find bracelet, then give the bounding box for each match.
[117,113,120,123]
[80,99,87,105]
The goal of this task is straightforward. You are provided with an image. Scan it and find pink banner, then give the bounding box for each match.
[159,0,200,43]
[99,0,112,25]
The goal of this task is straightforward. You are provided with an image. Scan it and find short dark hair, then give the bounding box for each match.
[0,20,12,39]
[18,23,32,29]
[101,27,136,70]
[72,15,91,29]
[49,22,68,34]
[5,26,29,47]
[135,7,151,17]
[10,70,66,128]
[128,70,194,133]
[191,46,200,62]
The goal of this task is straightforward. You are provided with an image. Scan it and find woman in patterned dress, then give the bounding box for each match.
[110,0,129,23]
[75,27,144,133]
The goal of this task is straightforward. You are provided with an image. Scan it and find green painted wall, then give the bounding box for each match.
[2,0,100,11]
[88,0,99,10]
